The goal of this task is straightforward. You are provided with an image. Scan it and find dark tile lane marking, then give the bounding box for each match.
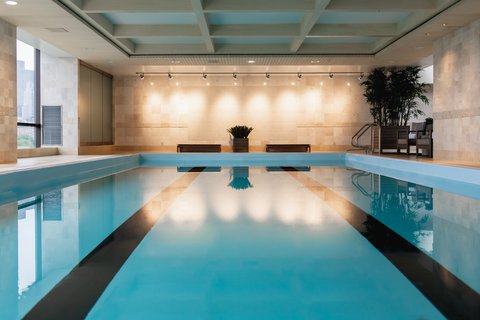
[23,168,204,320]
[287,170,480,320]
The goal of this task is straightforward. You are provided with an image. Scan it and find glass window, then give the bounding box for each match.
[17,126,35,149]
[16,40,39,148]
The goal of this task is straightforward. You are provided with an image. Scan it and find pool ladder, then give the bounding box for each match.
[347,123,378,154]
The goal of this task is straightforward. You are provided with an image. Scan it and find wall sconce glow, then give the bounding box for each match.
[5,1,18,5]
[175,82,180,86]
[347,82,351,86]
[319,81,324,86]
[291,81,295,86]
[263,82,267,86]
[206,82,210,86]
[234,82,238,86]
[149,82,154,86]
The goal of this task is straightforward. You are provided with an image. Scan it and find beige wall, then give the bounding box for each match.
[433,19,480,161]
[0,19,16,163]
[41,53,79,154]
[114,75,374,152]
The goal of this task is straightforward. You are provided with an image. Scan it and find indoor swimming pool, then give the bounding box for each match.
[0,155,479,319]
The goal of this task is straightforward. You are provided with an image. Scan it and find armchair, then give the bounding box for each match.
[397,122,426,155]
[416,124,433,158]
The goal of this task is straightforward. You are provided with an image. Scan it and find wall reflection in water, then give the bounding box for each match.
[162,167,341,230]
[339,168,480,293]
[0,167,182,319]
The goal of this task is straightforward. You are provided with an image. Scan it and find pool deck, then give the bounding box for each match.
[0,155,126,174]
[0,152,479,175]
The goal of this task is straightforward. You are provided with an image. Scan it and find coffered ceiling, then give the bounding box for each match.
[55,0,461,55]
[1,0,480,74]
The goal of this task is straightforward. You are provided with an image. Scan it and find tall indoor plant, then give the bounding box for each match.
[227,125,253,152]
[361,66,429,152]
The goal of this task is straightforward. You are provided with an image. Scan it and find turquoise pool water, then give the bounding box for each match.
[1,163,479,319]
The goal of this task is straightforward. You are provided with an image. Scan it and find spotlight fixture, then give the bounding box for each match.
[233,73,237,79]
[265,73,270,80]
[202,73,207,80]
[358,72,365,81]
[139,73,145,80]
[329,72,334,79]
[167,72,173,79]
[297,73,302,80]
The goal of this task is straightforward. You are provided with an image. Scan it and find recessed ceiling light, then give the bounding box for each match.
[5,1,18,5]
[247,60,256,64]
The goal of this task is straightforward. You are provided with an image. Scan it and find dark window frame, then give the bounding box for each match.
[17,47,41,148]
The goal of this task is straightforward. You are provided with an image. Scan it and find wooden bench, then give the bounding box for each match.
[265,144,311,152]
[177,144,221,153]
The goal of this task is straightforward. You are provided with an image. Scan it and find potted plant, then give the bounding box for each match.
[228,167,253,190]
[362,66,429,153]
[227,125,253,152]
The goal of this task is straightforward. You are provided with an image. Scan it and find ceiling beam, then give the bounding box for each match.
[298,43,372,54]
[204,0,315,12]
[190,0,215,53]
[86,13,135,52]
[325,0,436,11]
[309,23,398,37]
[214,44,292,54]
[134,44,210,55]
[81,0,192,13]
[114,25,201,38]
[210,24,300,37]
[86,13,114,34]
[290,0,332,52]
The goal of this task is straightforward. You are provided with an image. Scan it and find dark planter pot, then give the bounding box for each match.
[376,126,409,153]
[232,138,249,152]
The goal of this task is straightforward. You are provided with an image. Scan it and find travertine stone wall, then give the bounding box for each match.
[114,76,374,151]
[433,19,480,161]
[41,53,79,154]
[0,19,17,163]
